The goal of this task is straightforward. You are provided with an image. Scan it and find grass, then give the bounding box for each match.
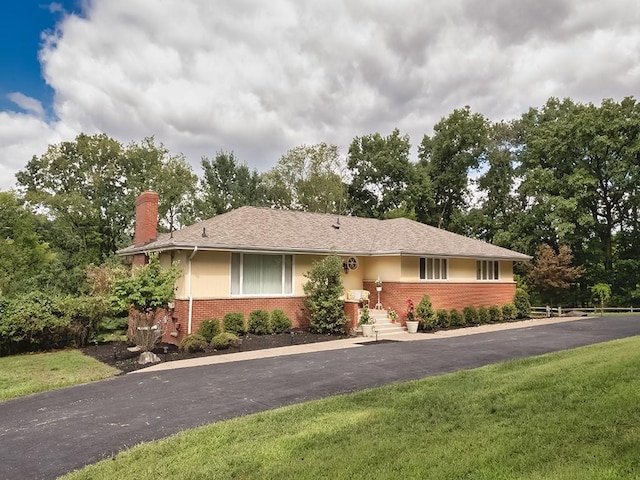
[0,350,120,402]
[64,336,640,479]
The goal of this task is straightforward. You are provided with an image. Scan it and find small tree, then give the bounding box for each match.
[416,295,435,330]
[590,283,611,317]
[110,255,180,363]
[303,254,347,334]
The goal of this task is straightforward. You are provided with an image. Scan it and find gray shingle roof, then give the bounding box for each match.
[117,206,530,260]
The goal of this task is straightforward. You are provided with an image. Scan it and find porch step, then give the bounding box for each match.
[358,308,406,337]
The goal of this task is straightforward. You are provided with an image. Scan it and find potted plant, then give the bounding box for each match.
[405,298,419,333]
[375,277,383,292]
[359,305,375,337]
[387,309,398,324]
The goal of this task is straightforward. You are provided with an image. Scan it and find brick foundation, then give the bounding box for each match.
[363,281,516,324]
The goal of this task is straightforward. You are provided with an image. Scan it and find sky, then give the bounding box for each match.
[1,0,640,192]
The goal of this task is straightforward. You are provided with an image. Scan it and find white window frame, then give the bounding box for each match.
[419,257,449,281]
[476,259,500,281]
[230,253,294,296]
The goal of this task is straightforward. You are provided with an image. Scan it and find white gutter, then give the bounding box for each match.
[187,246,198,334]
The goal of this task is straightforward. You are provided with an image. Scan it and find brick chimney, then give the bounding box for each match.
[134,191,159,245]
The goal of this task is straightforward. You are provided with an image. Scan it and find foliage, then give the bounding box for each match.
[223,313,246,335]
[501,303,517,322]
[435,309,450,329]
[198,151,261,218]
[347,128,415,218]
[303,254,347,334]
[0,292,105,355]
[110,255,180,351]
[477,306,490,324]
[528,244,584,305]
[514,288,531,319]
[463,306,478,326]
[197,318,221,342]
[449,309,465,327]
[416,295,436,330]
[270,310,292,334]
[358,305,372,325]
[262,143,347,213]
[179,334,208,353]
[590,283,612,316]
[488,305,503,323]
[387,309,398,322]
[248,310,272,335]
[211,332,239,350]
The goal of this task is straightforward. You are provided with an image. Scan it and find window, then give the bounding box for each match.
[419,257,448,280]
[476,260,500,280]
[231,253,293,295]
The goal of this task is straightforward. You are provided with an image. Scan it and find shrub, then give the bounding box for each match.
[502,303,517,322]
[179,334,208,353]
[463,306,478,326]
[488,305,503,323]
[477,306,490,324]
[416,295,436,330]
[248,310,271,335]
[271,309,292,333]
[303,254,347,334]
[211,332,239,350]
[514,288,531,318]
[449,309,465,327]
[435,309,450,329]
[223,312,245,335]
[197,318,221,342]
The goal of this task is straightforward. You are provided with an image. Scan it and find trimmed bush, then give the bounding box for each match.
[514,288,531,318]
[179,334,208,353]
[197,318,221,342]
[477,306,490,324]
[449,309,464,327]
[416,295,436,331]
[463,306,478,326]
[211,332,239,350]
[223,312,245,335]
[488,305,503,323]
[502,303,517,322]
[435,309,450,329]
[271,309,292,334]
[248,310,271,335]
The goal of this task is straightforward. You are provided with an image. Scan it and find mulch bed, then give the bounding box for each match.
[82,330,349,374]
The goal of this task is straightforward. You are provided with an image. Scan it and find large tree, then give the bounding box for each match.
[198,151,261,218]
[347,129,414,218]
[262,143,347,213]
[418,107,489,231]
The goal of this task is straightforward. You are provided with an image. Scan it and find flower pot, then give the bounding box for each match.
[361,324,375,337]
[376,286,382,292]
[406,321,419,333]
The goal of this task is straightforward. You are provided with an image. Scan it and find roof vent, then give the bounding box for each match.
[202,227,207,237]
[332,218,341,229]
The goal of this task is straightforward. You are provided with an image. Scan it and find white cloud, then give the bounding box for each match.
[6,93,45,118]
[1,0,640,191]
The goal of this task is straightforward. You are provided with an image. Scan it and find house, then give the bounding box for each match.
[118,191,530,344]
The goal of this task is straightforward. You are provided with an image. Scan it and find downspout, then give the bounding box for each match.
[187,246,198,334]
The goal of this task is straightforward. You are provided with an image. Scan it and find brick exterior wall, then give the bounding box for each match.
[164,297,309,344]
[362,281,516,324]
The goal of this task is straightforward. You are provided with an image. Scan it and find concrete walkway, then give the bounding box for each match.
[135,315,591,373]
[1,315,639,480]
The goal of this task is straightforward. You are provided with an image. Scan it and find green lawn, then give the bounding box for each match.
[64,336,640,479]
[0,350,120,402]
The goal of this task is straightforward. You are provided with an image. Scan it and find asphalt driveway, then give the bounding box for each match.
[1,315,639,479]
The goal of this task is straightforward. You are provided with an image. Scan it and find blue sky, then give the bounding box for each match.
[0,0,639,191]
[0,1,81,118]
